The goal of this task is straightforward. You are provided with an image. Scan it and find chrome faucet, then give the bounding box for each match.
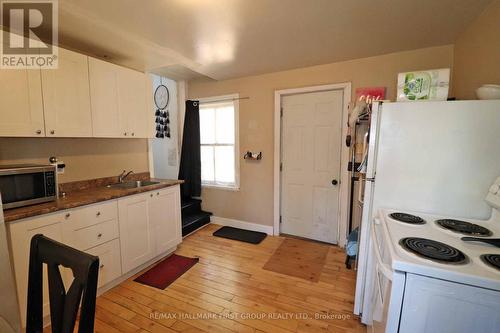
[118,170,134,183]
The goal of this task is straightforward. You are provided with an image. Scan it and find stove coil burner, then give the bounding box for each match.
[389,212,426,225]
[480,254,500,271]
[399,237,467,264]
[436,219,492,236]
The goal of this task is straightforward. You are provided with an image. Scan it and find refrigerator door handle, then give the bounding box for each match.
[358,176,365,204]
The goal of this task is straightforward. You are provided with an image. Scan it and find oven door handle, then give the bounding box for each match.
[371,218,393,280]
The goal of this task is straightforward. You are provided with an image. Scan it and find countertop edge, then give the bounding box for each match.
[4,179,183,223]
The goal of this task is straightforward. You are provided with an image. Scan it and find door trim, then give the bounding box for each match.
[273,83,351,246]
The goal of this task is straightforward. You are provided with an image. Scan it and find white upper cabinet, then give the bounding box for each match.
[0,68,45,137]
[88,57,122,137]
[0,37,45,137]
[42,48,92,137]
[89,57,153,138]
[117,66,152,138]
[0,46,153,138]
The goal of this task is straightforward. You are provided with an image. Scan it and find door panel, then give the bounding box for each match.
[89,57,122,137]
[0,68,44,137]
[42,48,92,137]
[149,187,182,255]
[8,213,66,326]
[281,90,343,243]
[118,193,154,273]
[117,68,150,138]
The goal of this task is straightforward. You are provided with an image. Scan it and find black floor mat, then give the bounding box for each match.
[213,226,267,244]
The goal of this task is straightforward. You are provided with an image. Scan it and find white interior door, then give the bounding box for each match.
[280,90,343,243]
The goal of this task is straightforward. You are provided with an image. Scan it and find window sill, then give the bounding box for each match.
[202,184,240,191]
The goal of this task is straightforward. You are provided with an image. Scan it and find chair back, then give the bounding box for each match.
[26,234,99,333]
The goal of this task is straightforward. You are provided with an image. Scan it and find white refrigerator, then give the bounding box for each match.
[353,100,500,322]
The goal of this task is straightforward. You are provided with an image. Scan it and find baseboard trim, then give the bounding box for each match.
[211,216,274,235]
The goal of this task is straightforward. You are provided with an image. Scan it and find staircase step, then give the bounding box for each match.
[182,198,201,209]
[182,212,211,236]
[181,198,202,217]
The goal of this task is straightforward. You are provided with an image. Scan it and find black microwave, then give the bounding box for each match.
[0,164,57,209]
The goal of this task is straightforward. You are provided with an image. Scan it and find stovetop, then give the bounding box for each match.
[378,208,500,290]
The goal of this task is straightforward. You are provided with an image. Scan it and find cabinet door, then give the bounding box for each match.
[88,57,122,137]
[118,193,154,273]
[42,48,92,137]
[117,68,150,138]
[8,213,65,327]
[85,239,122,288]
[148,186,182,256]
[0,68,44,137]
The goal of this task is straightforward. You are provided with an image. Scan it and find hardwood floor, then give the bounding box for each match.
[82,223,365,332]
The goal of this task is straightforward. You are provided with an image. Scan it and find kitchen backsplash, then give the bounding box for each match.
[0,137,150,183]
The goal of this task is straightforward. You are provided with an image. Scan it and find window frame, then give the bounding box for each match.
[198,94,240,191]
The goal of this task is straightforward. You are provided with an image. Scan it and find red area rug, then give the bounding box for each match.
[134,254,199,289]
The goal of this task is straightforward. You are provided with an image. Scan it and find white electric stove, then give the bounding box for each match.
[367,177,500,333]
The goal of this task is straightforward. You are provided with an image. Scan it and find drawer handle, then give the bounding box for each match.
[65,213,71,218]
[96,211,101,216]
[99,264,104,269]
[97,233,102,238]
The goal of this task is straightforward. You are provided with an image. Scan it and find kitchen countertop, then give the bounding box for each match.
[3,178,184,223]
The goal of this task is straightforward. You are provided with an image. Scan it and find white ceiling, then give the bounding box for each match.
[56,0,493,80]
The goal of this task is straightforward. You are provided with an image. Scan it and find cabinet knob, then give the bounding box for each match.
[131,132,135,136]
[150,193,153,197]
[50,130,55,135]
[96,211,101,216]
[157,192,160,196]
[99,264,104,269]
[36,129,42,134]
[124,132,127,136]
[65,213,70,218]
[97,233,102,238]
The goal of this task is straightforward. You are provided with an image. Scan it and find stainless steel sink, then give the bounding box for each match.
[106,180,160,189]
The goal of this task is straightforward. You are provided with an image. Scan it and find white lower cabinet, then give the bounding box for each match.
[8,212,66,326]
[118,192,155,273]
[118,185,182,273]
[85,239,122,288]
[7,185,182,328]
[148,186,182,255]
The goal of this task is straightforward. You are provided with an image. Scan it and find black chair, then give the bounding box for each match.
[26,234,99,333]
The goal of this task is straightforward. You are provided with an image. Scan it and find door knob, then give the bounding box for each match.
[331,179,338,186]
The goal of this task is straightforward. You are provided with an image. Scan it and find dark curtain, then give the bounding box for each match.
[178,100,201,198]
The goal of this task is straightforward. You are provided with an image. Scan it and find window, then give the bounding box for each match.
[199,95,239,189]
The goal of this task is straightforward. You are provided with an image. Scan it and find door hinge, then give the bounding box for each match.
[280,162,283,171]
[280,107,283,117]
[279,216,282,224]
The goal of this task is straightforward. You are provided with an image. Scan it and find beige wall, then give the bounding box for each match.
[0,138,149,183]
[453,0,500,99]
[188,45,455,226]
